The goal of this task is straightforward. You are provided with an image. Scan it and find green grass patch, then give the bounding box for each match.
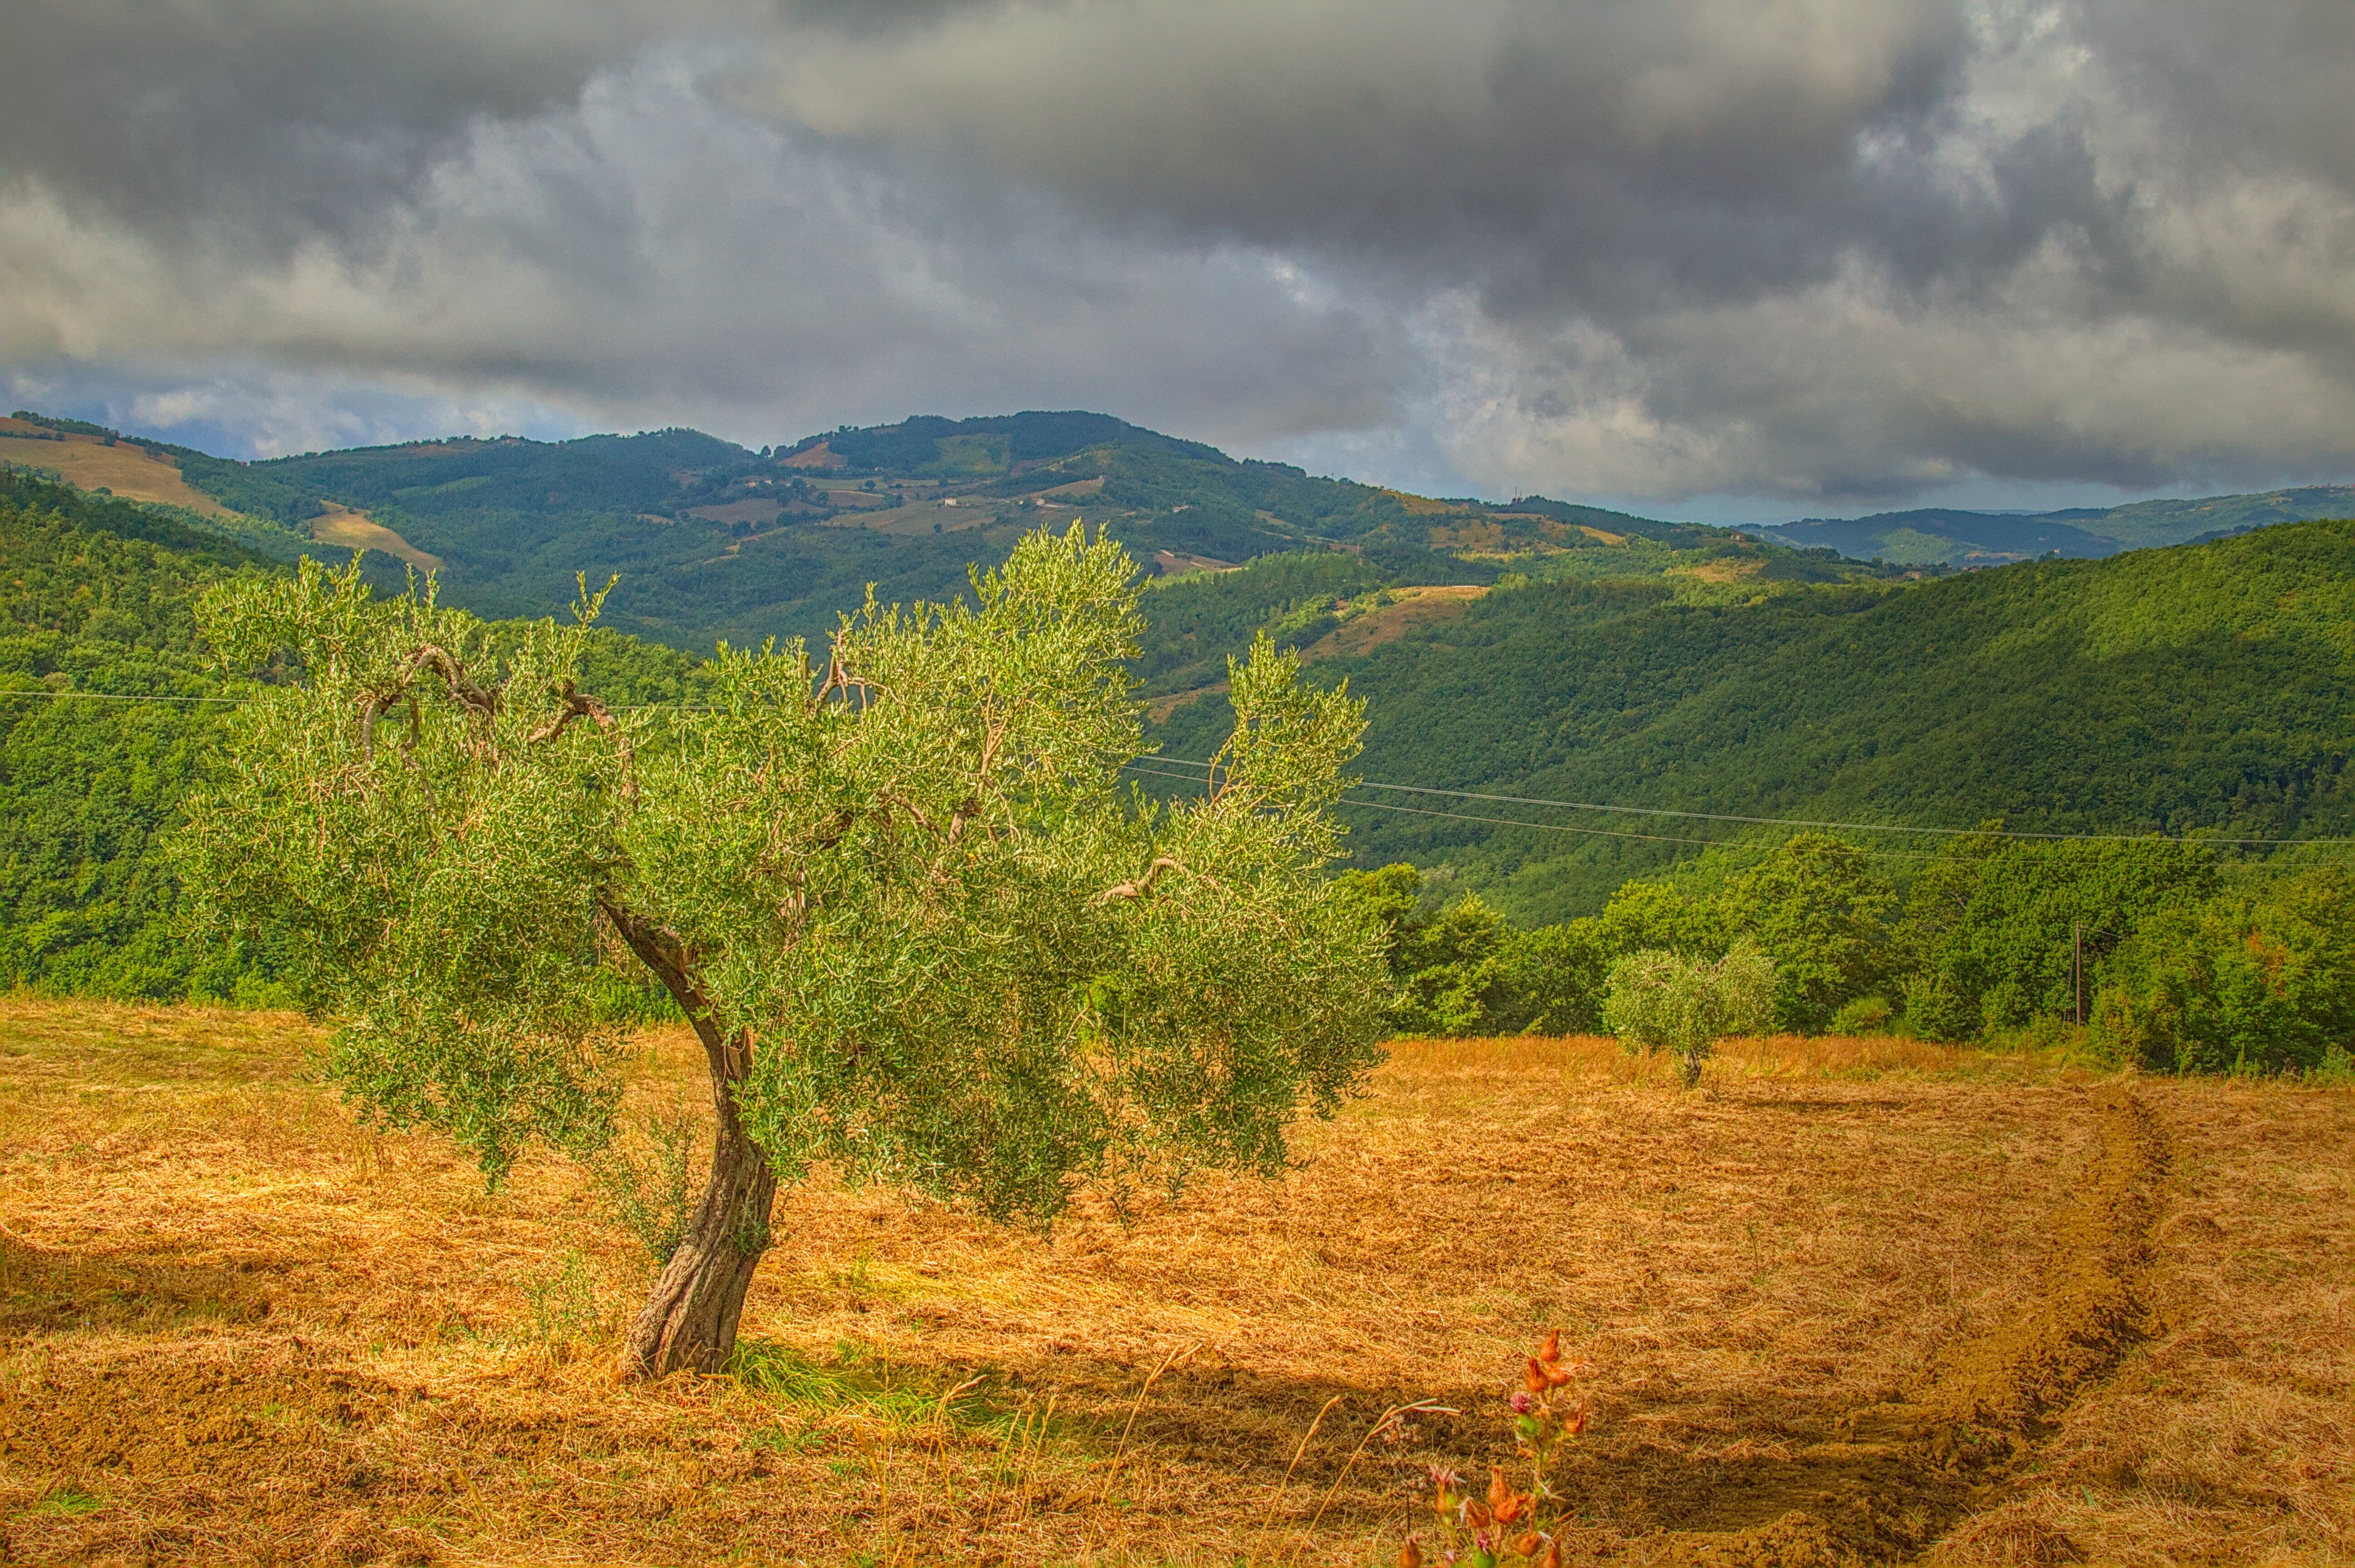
[726,1339,1001,1431]
[21,1483,103,1519]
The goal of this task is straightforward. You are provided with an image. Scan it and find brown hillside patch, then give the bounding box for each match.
[0,430,240,518]
[310,500,442,571]
[1524,518,1632,545]
[1,1006,2348,1565]
[1301,583,1487,661]
[1384,489,1472,518]
[1671,557,1767,585]
[860,495,998,535]
[1427,518,1508,552]
[1153,549,1239,575]
[781,442,841,468]
[812,484,896,510]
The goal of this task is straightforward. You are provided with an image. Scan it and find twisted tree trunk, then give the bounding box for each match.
[601,900,779,1378]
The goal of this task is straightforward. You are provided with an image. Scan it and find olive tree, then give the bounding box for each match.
[178,527,1387,1377]
[1600,944,1776,1088]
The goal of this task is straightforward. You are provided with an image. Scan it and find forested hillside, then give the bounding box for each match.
[0,471,703,997]
[3,466,2350,1068]
[0,473,263,995]
[1153,519,2355,919]
[1765,484,2355,566]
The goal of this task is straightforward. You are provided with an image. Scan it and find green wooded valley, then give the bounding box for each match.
[5,406,2353,1074]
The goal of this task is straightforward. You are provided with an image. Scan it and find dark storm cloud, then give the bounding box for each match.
[0,3,1397,451]
[0,2,681,244]
[747,1,1979,308]
[3,2,2352,502]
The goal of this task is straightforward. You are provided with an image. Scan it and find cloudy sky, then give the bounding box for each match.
[5,1,2353,520]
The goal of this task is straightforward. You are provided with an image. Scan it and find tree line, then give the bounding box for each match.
[1339,831,2355,1074]
[5,466,2350,1078]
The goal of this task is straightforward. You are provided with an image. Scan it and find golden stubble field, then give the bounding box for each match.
[0,1000,2348,1566]
[0,425,237,518]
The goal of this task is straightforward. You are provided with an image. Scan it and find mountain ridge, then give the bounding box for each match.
[15,406,2346,589]
[5,408,1891,650]
[1762,484,2355,566]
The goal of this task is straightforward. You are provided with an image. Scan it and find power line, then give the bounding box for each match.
[1127,750,2350,849]
[1341,795,1780,851]
[1124,758,1720,845]
[1120,757,1945,856]
[8,685,2347,851]
[0,688,244,705]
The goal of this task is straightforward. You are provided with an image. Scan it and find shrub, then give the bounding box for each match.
[1900,971,1981,1043]
[1487,921,1612,1035]
[1828,994,1894,1035]
[1595,879,1723,958]
[1601,943,1776,1088]
[1331,863,1520,1036]
[1390,893,1510,1036]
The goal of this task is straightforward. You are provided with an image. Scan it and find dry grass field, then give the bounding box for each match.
[1300,586,1488,662]
[0,424,239,519]
[306,502,442,572]
[1,999,2348,1566]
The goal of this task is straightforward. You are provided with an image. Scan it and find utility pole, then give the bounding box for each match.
[2073,922,2083,1027]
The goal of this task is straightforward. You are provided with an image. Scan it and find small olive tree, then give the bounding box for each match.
[1600,944,1776,1088]
[178,527,1388,1377]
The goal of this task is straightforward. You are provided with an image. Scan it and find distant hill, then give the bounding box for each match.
[1764,509,2121,566]
[1764,485,2355,566]
[5,408,1888,653]
[2090,486,2355,548]
[15,410,2351,922]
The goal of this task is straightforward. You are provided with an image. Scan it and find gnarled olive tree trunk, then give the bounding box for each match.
[603,902,778,1378]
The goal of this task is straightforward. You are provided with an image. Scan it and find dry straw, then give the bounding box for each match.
[0,998,2347,1565]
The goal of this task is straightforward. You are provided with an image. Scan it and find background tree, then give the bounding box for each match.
[1892,833,2218,1038]
[1601,944,1776,1088]
[2096,863,2355,1074]
[1596,879,1726,959]
[1716,834,1893,1032]
[177,528,1389,1377]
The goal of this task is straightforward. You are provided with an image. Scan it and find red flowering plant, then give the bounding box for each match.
[1398,1330,1592,1568]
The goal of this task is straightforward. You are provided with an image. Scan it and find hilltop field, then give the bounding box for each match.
[2,998,2348,1566]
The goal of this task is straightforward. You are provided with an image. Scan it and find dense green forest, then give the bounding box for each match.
[1140,517,2355,1070]
[0,473,264,995]
[5,418,2352,1074]
[1151,520,2355,918]
[1335,832,2354,1075]
[0,470,703,999]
